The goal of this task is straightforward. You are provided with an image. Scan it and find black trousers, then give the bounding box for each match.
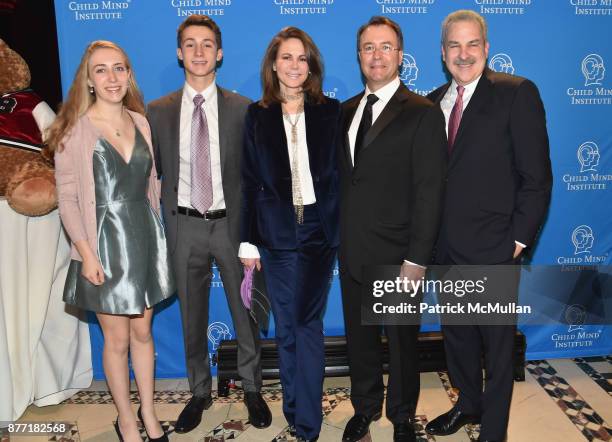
[340,273,420,423]
[441,257,519,440]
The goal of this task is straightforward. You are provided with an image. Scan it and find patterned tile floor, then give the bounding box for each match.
[3,357,611,441]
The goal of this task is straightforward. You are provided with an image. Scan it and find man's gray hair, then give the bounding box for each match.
[441,10,488,46]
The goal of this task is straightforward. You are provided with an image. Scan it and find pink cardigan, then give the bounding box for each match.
[55,110,161,261]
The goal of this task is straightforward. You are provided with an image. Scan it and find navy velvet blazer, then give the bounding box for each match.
[241,97,341,250]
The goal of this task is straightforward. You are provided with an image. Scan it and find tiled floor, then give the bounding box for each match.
[3,357,611,441]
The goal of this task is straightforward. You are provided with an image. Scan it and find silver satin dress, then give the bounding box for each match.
[63,128,175,314]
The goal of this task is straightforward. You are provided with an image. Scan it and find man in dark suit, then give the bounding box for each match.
[146,15,270,433]
[339,16,446,442]
[424,10,552,442]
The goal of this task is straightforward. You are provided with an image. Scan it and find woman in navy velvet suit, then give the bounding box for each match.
[239,27,341,442]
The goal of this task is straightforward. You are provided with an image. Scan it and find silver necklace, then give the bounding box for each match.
[282,91,304,101]
[92,107,123,137]
[282,101,305,224]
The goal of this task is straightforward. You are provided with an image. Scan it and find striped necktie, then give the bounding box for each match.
[447,85,465,153]
[190,94,213,214]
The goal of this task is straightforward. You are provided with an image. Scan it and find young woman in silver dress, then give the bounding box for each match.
[48,41,174,442]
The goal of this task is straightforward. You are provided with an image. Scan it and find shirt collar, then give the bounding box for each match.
[450,74,481,96]
[183,80,217,104]
[364,76,400,104]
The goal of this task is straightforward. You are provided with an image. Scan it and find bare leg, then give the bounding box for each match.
[96,313,142,442]
[130,308,163,438]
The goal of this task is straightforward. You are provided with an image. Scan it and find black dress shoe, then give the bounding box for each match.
[393,421,416,442]
[342,412,382,442]
[425,407,480,436]
[174,395,213,434]
[137,406,169,442]
[244,391,272,428]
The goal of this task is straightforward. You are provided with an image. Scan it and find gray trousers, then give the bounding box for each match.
[173,213,261,396]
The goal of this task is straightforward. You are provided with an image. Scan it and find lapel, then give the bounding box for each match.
[343,93,362,173]
[216,86,229,176]
[166,89,182,186]
[449,70,492,170]
[268,103,292,174]
[432,82,451,163]
[303,100,323,177]
[353,83,411,172]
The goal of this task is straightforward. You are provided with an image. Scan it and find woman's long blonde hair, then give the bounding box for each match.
[46,40,144,152]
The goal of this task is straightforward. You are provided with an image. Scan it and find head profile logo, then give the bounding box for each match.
[565,304,586,333]
[207,321,232,351]
[571,225,595,255]
[581,54,605,86]
[489,53,515,74]
[400,54,418,87]
[577,141,600,173]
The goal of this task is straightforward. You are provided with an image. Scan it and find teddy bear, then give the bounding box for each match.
[0,38,57,216]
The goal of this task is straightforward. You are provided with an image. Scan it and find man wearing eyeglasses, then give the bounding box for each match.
[338,16,446,442]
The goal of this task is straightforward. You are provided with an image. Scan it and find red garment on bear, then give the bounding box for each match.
[0,90,43,147]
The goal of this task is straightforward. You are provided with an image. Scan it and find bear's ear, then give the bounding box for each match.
[0,38,31,94]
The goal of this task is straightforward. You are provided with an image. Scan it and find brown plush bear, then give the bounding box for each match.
[0,39,57,216]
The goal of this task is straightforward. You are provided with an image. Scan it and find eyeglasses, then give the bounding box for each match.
[359,43,400,55]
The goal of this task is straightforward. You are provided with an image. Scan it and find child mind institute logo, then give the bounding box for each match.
[474,0,534,15]
[68,0,132,21]
[400,54,433,96]
[567,53,612,105]
[578,141,600,173]
[488,53,515,74]
[562,141,609,191]
[207,321,232,352]
[376,0,436,15]
[169,0,233,17]
[557,225,608,265]
[572,225,594,255]
[275,0,334,15]
[582,54,605,86]
[400,54,418,87]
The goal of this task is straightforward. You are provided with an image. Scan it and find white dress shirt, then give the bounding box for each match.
[283,111,316,205]
[347,76,401,165]
[440,75,526,250]
[178,81,225,211]
[439,75,480,136]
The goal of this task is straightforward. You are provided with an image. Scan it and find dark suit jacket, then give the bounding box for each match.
[146,86,251,253]
[339,83,446,281]
[427,68,552,265]
[240,97,341,249]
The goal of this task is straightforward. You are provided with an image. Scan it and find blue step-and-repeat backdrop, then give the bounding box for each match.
[54,1,612,379]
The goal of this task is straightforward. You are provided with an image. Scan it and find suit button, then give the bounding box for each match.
[171,210,176,215]
[352,178,359,185]
[314,176,320,182]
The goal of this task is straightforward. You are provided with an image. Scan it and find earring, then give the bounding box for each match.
[308,71,311,76]
[272,65,277,72]
[89,85,94,94]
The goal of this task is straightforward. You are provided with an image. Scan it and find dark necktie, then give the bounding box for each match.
[447,85,465,153]
[190,94,213,214]
[354,93,379,165]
